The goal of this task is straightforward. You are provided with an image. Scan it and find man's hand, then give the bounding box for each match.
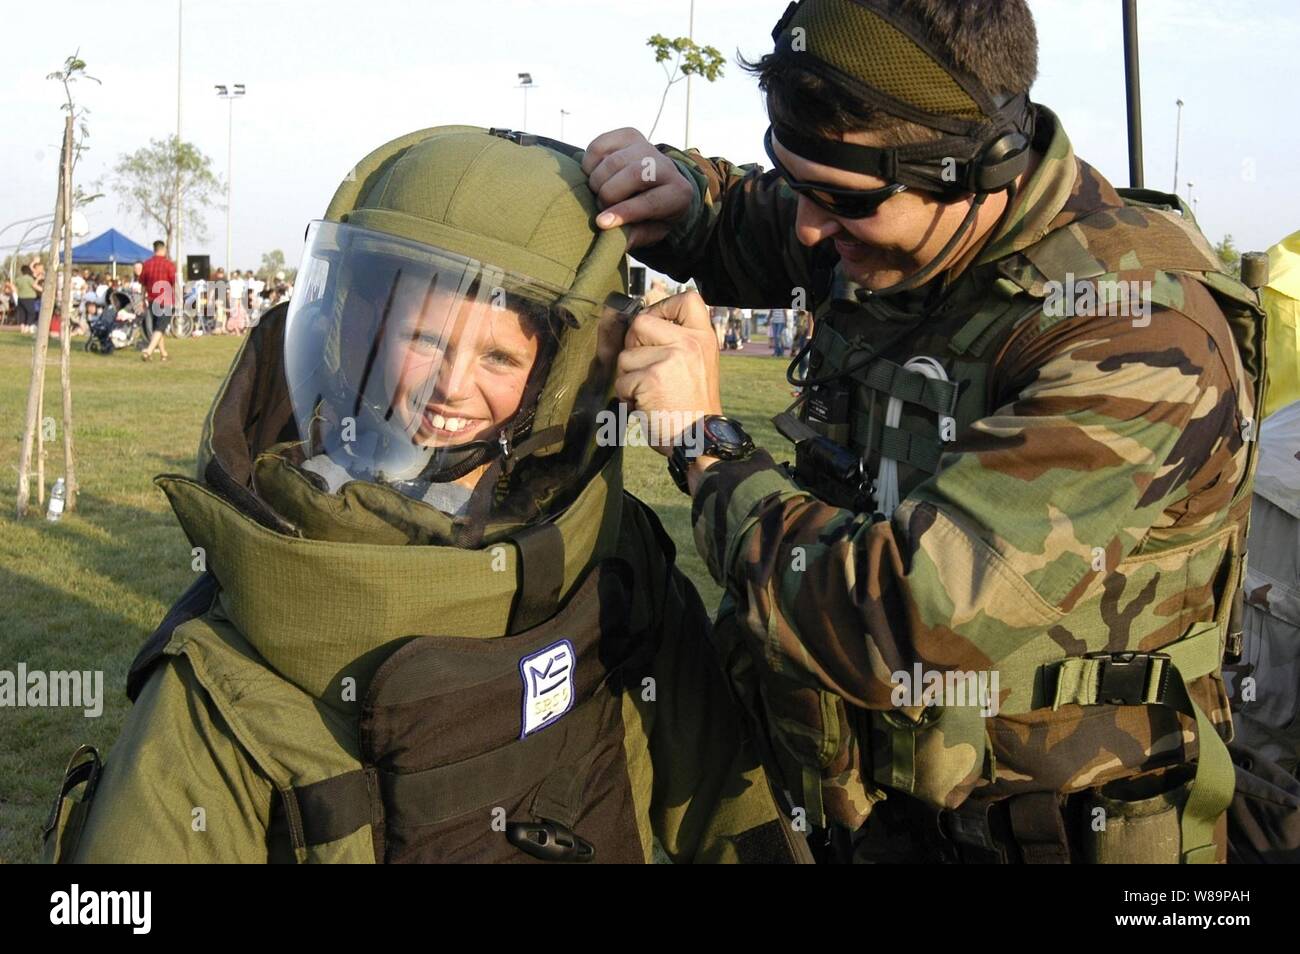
[615,291,723,458]
[583,128,695,250]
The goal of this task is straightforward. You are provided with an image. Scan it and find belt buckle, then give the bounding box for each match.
[1084,651,1171,705]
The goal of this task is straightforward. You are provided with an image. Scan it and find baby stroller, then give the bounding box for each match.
[724,317,741,351]
[84,292,136,355]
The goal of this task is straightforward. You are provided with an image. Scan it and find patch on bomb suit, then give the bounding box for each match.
[520,639,576,737]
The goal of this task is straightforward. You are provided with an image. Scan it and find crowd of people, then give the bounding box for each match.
[183,265,295,334]
[0,250,295,349]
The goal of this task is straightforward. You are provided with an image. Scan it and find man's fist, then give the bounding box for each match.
[583,128,695,250]
[615,291,723,457]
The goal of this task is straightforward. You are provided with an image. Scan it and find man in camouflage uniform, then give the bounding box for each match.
[584,0,1265,862]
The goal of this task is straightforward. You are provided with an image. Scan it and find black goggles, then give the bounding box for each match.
[763,127,907,219]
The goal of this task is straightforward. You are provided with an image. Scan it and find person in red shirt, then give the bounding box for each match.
[138,239,177,362]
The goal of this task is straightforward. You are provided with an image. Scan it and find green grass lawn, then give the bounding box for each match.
[0,331,795,862]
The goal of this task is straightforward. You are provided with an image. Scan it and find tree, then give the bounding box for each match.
[1214,234,1242,278]
[102,136,223,250]
[47,51,98,171]
[260,249,285,278]
[17,53,96,518]
[645,34,725,141]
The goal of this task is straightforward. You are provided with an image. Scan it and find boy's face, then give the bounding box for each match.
[381,292,540,448]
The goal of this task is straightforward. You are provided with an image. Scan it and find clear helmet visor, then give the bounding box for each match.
[284,221,566,494]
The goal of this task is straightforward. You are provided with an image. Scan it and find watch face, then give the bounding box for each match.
[702,418,743,447]
[703,416,744,447]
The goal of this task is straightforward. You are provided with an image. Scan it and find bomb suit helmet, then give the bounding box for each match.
[284,126,629,535]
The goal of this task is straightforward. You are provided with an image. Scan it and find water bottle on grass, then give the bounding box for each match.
[47,477,66,523]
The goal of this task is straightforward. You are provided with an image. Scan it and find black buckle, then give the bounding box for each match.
[1084,651,1171,706]
[506,820,595,863]
[487,128,538,147]
[601,291,644,325]
[1224,629,1244,664]
[43,745,102,839]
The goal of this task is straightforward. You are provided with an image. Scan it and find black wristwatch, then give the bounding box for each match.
[668,415,756,495]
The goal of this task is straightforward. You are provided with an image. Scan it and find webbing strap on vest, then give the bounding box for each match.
[878,425,945,474]
[292,768,377,849]
[853,359,959,416]
[1044,621,1232,864]
[288,686,614,852]
[810,321,853,370]
[848,417,947,475]
[1007,792,1070,864]
[510,521,565,633]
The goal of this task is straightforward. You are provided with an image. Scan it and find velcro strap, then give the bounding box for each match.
[1007,792,1071,864]
[878,425,944,474]
[293,769,376,848]
[511,522,565,633]
[810,321,852,370]
[854,359,959,416]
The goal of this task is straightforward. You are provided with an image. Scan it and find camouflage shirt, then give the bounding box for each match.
[637,107,1257,829]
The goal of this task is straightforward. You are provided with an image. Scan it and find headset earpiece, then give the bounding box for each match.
[968,130,1030,194]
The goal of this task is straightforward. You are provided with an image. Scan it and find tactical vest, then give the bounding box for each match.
[722,189,1267,863]
[293,554,657,864]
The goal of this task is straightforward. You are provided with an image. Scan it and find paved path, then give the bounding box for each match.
[719,335,797,359]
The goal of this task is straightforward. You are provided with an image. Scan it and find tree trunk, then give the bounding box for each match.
[15,114,71,519]
[648,62,683,142]
[36,384,45,508]
[58,116,78,512]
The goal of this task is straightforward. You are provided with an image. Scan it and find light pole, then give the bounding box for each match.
[1173,98,1183,194]
[175,0,183,281]
[215,83,246,277]
[516,73,535,130]
[560,108,571,141]
[684,0,695,149]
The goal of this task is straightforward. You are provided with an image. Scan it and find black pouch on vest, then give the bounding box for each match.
[1227,743,1300,864]
[358,558,653,863]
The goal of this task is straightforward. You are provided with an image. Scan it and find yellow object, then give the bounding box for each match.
[1262,229,1300,420]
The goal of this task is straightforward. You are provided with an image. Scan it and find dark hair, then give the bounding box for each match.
[742,0,1038,145]
[153,240,166,252]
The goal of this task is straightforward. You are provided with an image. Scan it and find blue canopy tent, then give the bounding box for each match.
[62,229,154,278]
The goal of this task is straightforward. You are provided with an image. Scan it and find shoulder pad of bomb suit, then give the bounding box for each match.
[127,573,220,702]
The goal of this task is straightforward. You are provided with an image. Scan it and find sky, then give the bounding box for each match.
[2,0,1297,274]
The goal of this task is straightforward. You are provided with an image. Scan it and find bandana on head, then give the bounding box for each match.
[768,0,1034,196]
